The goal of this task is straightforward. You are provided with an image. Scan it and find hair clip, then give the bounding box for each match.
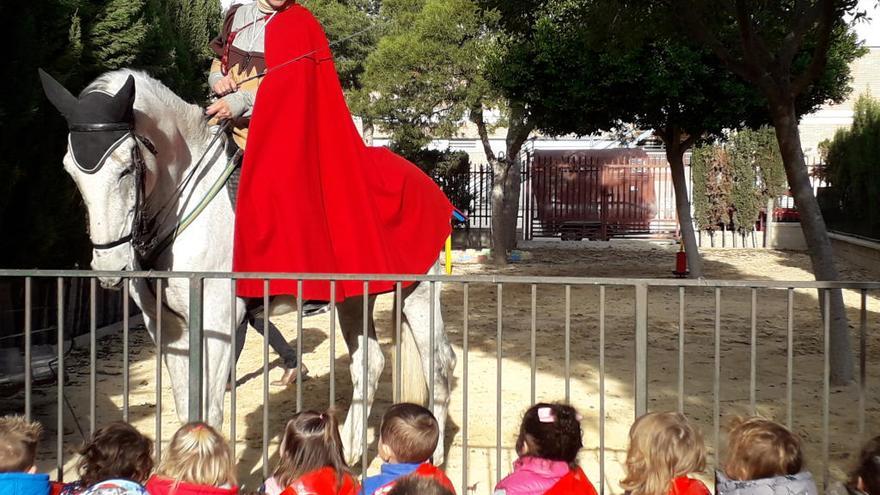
[872,455,880,465]
[538,407,556,423]
[575,413,584,422]
[192,424,205,431]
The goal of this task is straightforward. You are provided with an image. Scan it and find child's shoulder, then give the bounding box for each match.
[671,477,710,495]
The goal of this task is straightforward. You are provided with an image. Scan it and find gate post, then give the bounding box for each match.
[634,283,648,418]
[188,276,204,422]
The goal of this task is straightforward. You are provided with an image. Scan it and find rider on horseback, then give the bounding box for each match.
[206,0,324,387]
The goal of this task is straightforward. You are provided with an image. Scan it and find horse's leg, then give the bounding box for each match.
[337,295,384,466]
[400,262,455,462]
[202,279,244,427]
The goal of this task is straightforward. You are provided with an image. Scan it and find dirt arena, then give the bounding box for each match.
[8,240,880,494]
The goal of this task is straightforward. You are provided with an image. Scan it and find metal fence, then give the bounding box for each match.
[0,269,876,494]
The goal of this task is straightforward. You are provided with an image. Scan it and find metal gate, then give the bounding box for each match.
[526,152,678,240]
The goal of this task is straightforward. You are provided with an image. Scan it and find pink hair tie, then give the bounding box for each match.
[538,407,556,423]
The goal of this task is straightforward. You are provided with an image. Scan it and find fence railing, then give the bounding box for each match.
[0,268,876,494]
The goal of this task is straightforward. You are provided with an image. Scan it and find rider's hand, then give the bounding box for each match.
[206,99,233,121]
[212,75,238,96]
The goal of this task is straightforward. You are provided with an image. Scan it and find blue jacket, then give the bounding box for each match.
[0,473,50,495]
[360,463,422,495]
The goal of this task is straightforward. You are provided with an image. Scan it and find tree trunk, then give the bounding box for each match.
[361,118,374,146]
[771,100,853,384]
[666,144,704,278]
[490,156,521,265]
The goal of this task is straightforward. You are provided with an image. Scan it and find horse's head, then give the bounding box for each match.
[39,70,143,288]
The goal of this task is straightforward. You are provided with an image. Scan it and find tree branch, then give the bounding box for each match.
[733,0,774,71]
[792,0,836,96]
[470,102,496,162]
[673,0,756,82]
[777,0,823,69]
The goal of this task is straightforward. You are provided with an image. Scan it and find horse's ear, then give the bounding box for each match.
[38,69,77,119]
[112,75,136,113]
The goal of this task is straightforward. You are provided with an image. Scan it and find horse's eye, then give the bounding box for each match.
[119,167,133,179]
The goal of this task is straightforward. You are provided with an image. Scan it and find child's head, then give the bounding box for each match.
[387,475,454,495]
[76,422,153,486]
[0,415,43,473]
[156,422,236,487]
[724,417,803,481]
[378,403,439,464]
[514,403,583,466]
[274,410,348,488]
[620,411,706,495]
[849,436,880,495]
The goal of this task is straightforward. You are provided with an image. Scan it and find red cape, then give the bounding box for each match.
[233,4,453,301]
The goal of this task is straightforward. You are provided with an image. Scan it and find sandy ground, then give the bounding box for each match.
[6,240,880,494]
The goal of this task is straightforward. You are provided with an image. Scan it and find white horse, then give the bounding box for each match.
[39,69,455,463]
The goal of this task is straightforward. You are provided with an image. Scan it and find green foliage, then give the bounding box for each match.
[691,145,731,231]
[691,127,785,233]
[361,0,497,140]
[823,93,880,238]
[0,0,220,268]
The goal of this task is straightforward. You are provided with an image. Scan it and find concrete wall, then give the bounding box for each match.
[768,223,808,251]
[829,232,880,271]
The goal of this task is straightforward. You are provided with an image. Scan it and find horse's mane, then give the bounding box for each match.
[83,69,211,142]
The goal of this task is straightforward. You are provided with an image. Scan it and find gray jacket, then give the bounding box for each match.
[716,471,819,495]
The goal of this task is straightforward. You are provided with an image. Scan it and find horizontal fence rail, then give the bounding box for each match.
[0,269,876,494]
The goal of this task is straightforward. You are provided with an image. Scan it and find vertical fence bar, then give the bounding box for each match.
[714,288,721,460]
[496,283,503,485]
[530,284,537,404]
[750,288,757,414]
[296,280,304,412]
[24,277,32,421]
[123,279,130,421]
[785,289,794,429]
[462,283,469,495]
[678,286,685,413]
[823,290,830,492]
[188,276,204,422]
[859,289,867,437]
[599,286,606,495]
[155,279,163,462]
[634,283,648,417]
[429,281,436,411]
[565,285,571,403]
[329,280,337,406]
[395,282,402,403]
[90,277,96,435]
[56,277,64,481]
[262,280,270,479]
[229,281,237,460]
[362,282,369,481]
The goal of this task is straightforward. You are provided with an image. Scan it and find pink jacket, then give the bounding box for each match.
[494,457,572,495]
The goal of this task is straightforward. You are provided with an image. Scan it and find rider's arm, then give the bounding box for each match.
[209,59,225,92]
[221,89,256,119]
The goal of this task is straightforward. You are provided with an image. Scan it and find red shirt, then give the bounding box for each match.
[145,476,238,495]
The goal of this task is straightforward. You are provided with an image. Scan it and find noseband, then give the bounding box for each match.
[70,122,157,253]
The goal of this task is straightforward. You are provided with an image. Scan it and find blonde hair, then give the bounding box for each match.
[0,415,43,472]
[724,417,803,481]
[156,422,236,487]
[621,412,706,495]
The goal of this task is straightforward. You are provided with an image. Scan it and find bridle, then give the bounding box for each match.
[69,121,157,255]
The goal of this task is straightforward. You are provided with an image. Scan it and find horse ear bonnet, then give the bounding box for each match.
[39,70,137,172]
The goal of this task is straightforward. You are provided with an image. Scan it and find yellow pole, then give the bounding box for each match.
[445,235,452,274]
